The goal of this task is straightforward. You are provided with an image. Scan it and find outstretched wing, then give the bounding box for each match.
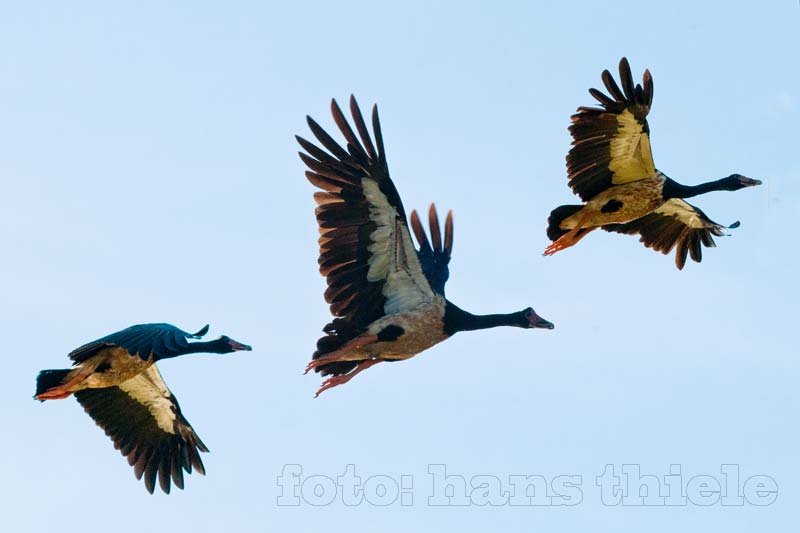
[74,365,208,494]
[603,199,736,270]
[409,204,453,296]
[567,57,656,201]
[69,323,210,364]
[298,95,435,330]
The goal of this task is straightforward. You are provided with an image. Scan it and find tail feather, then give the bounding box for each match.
[547,205,584,241]
[35,369,71,399]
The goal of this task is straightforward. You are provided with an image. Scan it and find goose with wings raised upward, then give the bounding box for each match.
[35,323,252,493]
[544,57,761,269]
[298,96,554,397]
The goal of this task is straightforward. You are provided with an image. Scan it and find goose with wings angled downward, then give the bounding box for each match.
[298,96,554,397]
[34,323,252,493]
[544,57,761,269]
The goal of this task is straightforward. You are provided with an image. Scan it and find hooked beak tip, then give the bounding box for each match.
[738,175,762,187]
[530,314,555,330]
[230,341,253,351]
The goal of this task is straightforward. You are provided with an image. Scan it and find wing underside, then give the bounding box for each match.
[74,366,208,494]
[567,57,656,201]
[603,199,733,269]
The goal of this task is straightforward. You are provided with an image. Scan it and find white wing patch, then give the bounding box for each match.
[608,110,656,183]
[362,178,433,315]
[118,365,178,435]
[656,199,715,229]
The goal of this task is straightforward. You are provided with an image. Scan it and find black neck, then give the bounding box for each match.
[662,177,736,200]
[158,339,231,359]
[443,301,525,335]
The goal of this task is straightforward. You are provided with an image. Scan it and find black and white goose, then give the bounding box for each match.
[34,323,252,493]
[544,57,762,269]
[298,96,554,396]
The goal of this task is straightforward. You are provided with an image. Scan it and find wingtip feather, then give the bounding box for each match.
[428,204,442,252]
[444,210,454,256]
[191,324,210,338]
[618,57,636,101]
[410,210,431,252]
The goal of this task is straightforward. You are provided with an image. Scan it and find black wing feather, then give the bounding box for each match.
[299,95,419,376]
[567,57,655,202]
[602,200,731,270]
[69,323,209,364]
[409,205,453,296]
[74,369,208,494]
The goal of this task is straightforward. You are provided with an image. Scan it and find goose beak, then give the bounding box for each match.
[529,311,555,330]
[734,175,762,187]
[228,339,253,351]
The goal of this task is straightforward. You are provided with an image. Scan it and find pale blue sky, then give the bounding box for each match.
[1,1,797,532]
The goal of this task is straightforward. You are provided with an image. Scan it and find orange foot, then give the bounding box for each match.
[315,358,382,397]
[544,211,596,256]
[304,335,379,374]
[544,226,596,256]
[543,236,576,256]
[34,370,92,401]
[35,388,75,401]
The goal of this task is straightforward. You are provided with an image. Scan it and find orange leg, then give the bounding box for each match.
[35,389,75,401]
[543,213,595,256]
[304,335,379,374]
[34,370,92,401]
[315,358,382,397]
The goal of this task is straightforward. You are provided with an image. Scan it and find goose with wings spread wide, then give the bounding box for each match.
[298,96,554,397]
[544,57,761,269]
[34,323,252,494]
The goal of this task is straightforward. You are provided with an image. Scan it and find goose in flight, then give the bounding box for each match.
[34,323,252,493]
[545,57,761,269]
[298,96,554,397]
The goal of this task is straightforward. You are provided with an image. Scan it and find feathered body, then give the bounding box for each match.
[69,347,153,390]
[559,176,665,229]
[338,296,448,362]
